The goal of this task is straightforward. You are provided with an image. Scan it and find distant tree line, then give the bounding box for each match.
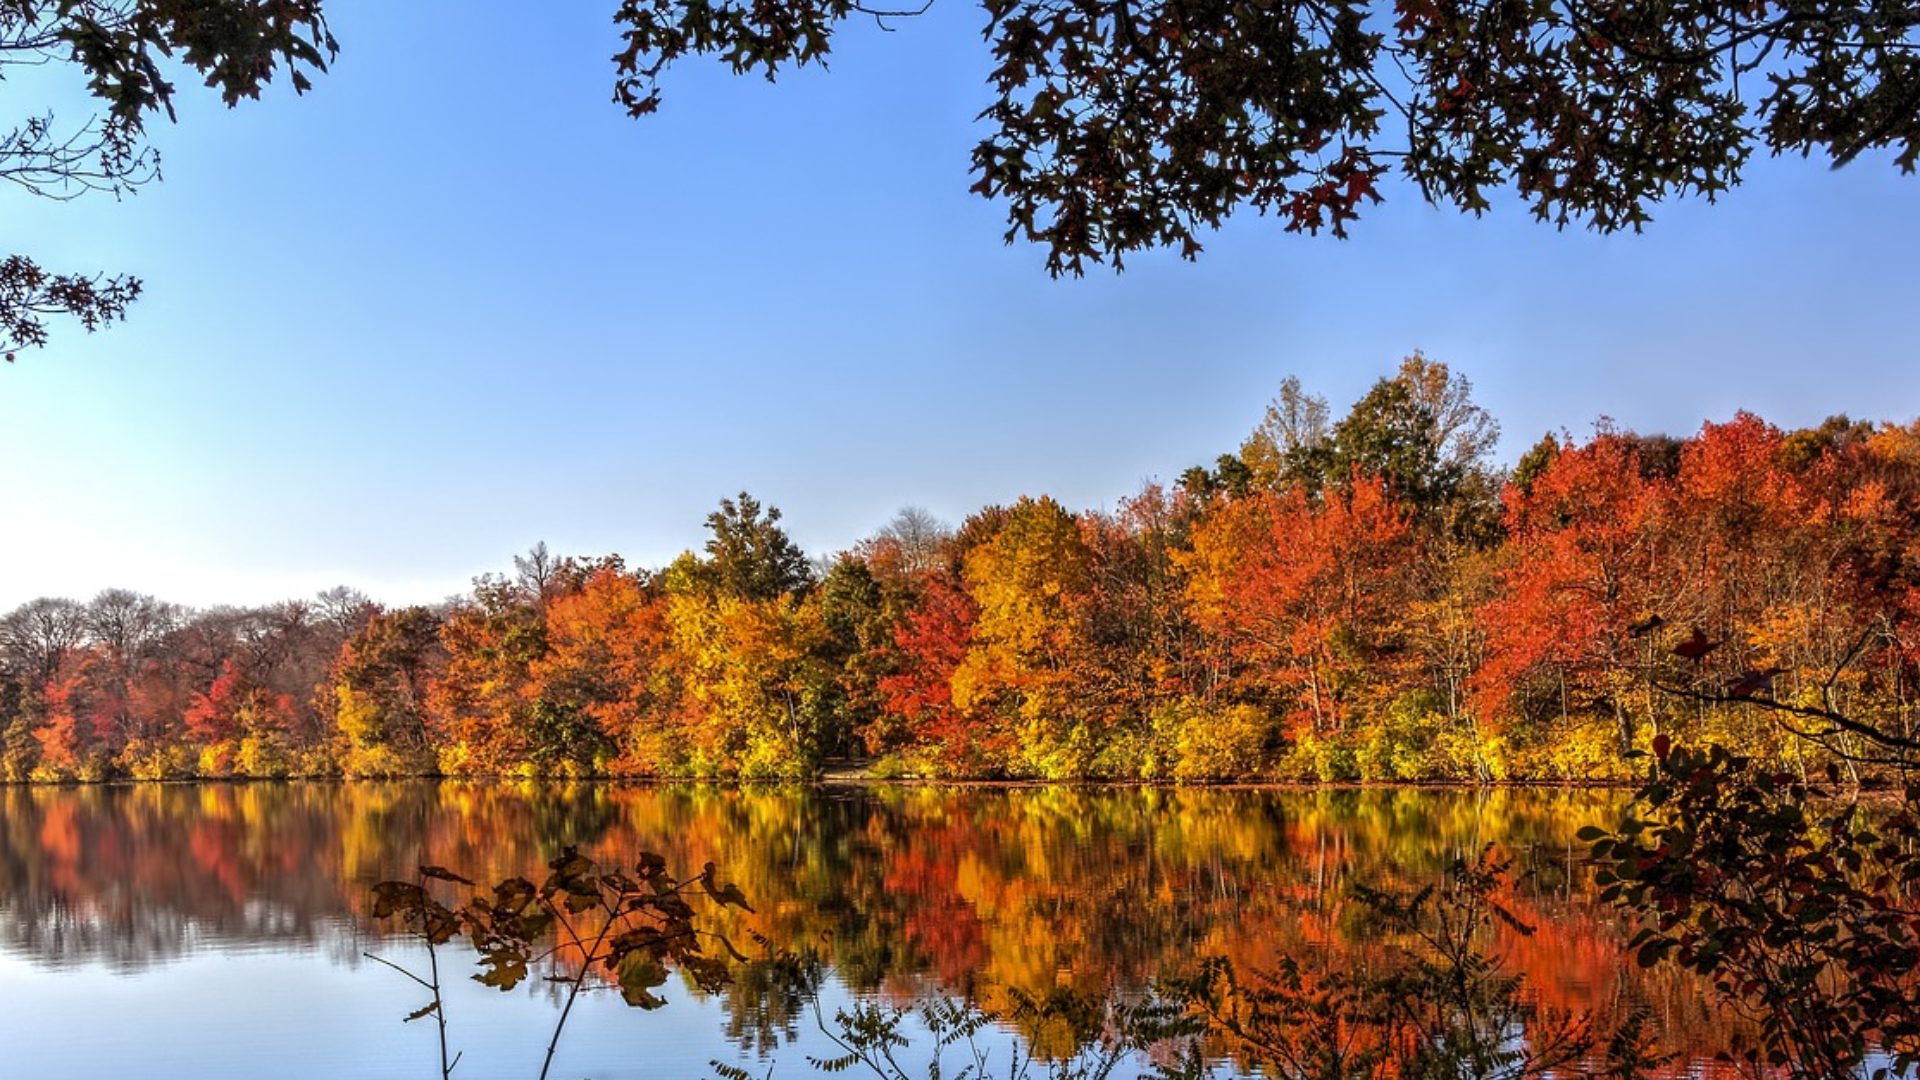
[7,356,1919,783]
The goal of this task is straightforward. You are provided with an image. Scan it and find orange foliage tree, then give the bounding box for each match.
[429,578,546,775]
[30,650,117,780]
[1180,474,1418,777]
[532,568,682,775]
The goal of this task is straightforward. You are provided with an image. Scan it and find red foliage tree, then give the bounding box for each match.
[877,575,981,766]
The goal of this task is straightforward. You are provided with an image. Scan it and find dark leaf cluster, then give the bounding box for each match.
[0,254,141,355]
[609,0,1920,272]
[2,0,335,356]
[369,847,754,1079]
[1586,739,1920,1080]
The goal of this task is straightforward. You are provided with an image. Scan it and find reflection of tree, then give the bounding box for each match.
[0,782,1747,1066]
[0,784,394,969]
[714,955,818,1056]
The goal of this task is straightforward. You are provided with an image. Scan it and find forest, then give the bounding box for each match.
[6,356,1918,784]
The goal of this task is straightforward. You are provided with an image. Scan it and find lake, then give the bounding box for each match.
[0,782,1733,1078]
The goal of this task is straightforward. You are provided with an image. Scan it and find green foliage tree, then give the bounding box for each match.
[817,554,906,757]
[1314,356,1498,529]
[2,0,335,356]
[1509,433,1561,494]
[1228,357,1499,537]
[700,492,814,602]
[1325,379,1458,505]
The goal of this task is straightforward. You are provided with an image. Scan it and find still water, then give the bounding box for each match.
[0,782,1722,1078]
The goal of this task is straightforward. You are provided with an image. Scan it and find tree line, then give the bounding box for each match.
[7,356,1918,783]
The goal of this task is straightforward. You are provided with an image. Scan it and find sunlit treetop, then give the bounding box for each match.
[612,0,1920,273]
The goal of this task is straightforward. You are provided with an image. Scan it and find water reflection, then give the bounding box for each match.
[0,782,1737,1073]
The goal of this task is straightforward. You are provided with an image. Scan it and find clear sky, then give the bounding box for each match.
[3,1,1915,612]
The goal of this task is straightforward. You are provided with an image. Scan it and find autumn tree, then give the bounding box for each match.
[71,591,176,762]
[1399,539,1502,777]
[2,0,335,357]
[876,572,980,769]
[109,598,352,778]
[1234,368,1510,772]
[244,599,350,756]
[183,657,298,776]
[665,563,836,778]
[1058,485,1219,777]
[845,508,966,762]
[530,567,683,775]
[1473,430,1672,774]
[1659,415,1920,767]
[3,594,175,778]
[29,649,116,780]
[1180,474,1419,777]
[1088,485,1205,707]
[334,605,445,777]
[11,590,178,777]
[5,391,1917,786]
[430,576,547,774]
[950,495,1107,777]
[1478,414,1920,777]
[662,494,832,776]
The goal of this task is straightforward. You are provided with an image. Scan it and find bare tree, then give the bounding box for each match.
[514,542,559,604]
[876,505,953,577]
[1395,353,1500,478]
[0,597,87,680]
[314,585,378,636]
[1240,375,1333,490]
[83,589,179,661]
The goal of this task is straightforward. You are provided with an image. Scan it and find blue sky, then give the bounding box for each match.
[3,1,1915,611]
